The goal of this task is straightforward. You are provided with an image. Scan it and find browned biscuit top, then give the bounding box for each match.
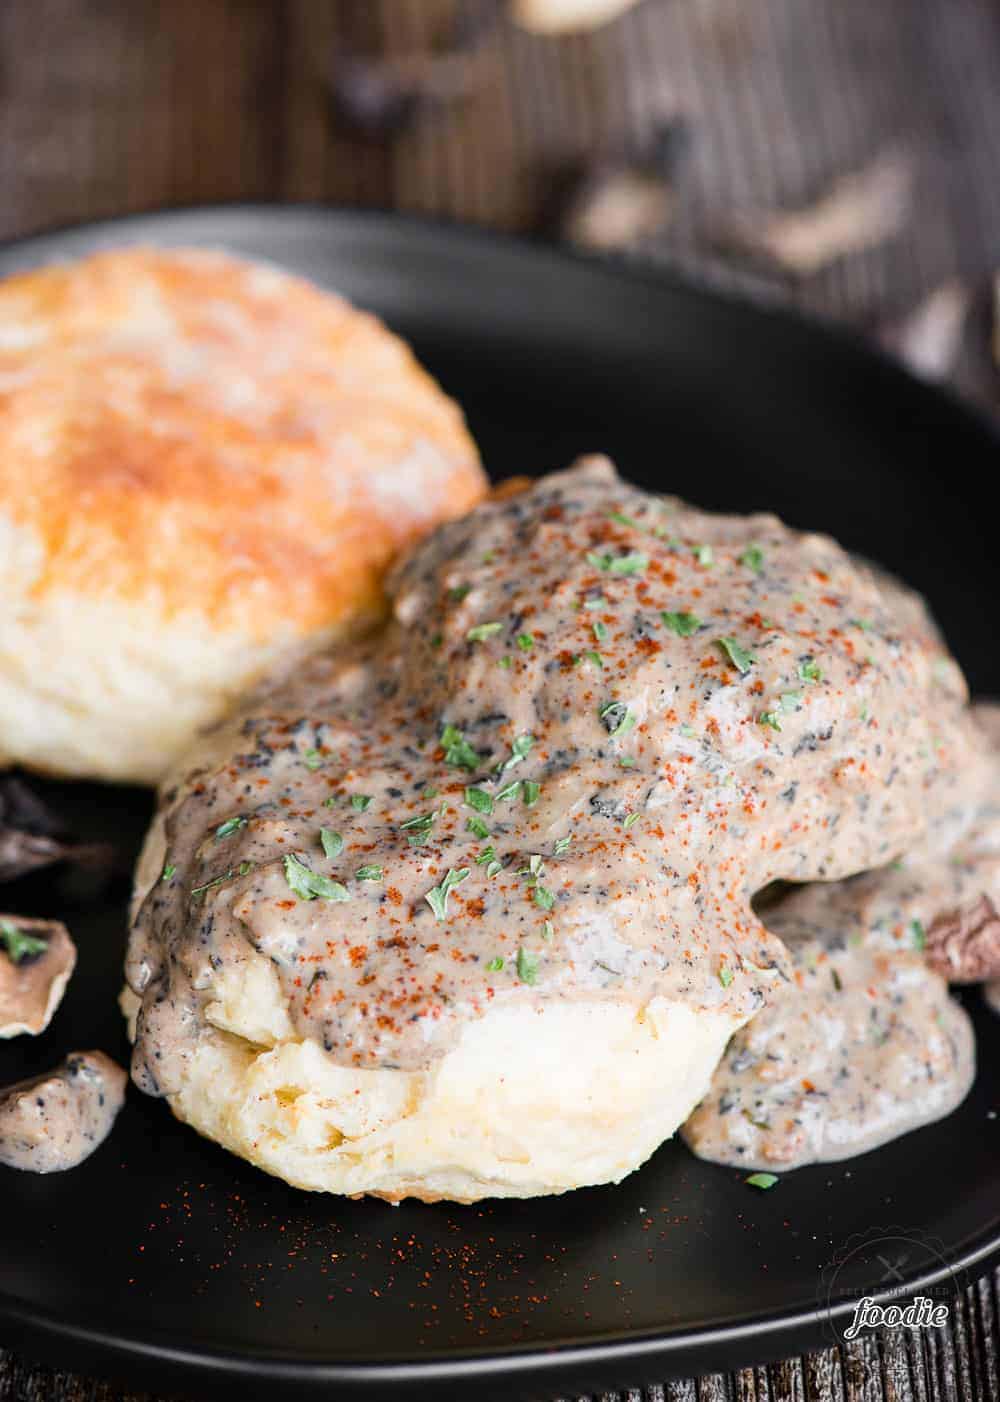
[0,247,485,639]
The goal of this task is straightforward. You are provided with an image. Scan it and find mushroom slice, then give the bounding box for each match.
[925,894,1000,984]
[0,1050,126,1173]
[716,151,913,277]
[511,0,641,33]
[0,915,77,1038]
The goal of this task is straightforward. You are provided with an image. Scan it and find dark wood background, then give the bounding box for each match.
[1,2,998,1399]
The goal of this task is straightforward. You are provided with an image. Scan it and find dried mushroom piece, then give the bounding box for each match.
[882,281,970,382]
[327,2,497,136]
[715,151,913,277]
[0,915,76,1037]
[0,773,114,884]
[561,165,673,251]
[550,122,690,253]
[0,1050,126,1173]
[511,0,640,33]
[925,894,1000,985]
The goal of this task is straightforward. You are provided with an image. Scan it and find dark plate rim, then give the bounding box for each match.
[1,202,998,1394]
[3,1230,998,1389]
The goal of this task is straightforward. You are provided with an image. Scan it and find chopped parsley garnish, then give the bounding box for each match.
[910,919,926,951]
[607,511,642,528]
[214,816,247,841]
[497,733,534,773]
[522,780,541,807]
[516,948,540,984]
[486,957,505,972]
[746,1172,779,1190]
[283,854,350,902]
[350,794,372,812]
[466,816,491,840]
[542,921,555,941]
[553,835,572,855]
[303,748,324,771]
[758,711,782,731]
[592,620,608,642]
[440,723,480,770]
[486,859,503,878]
[780,691,802,712]
[850,618,874,633]
[718,965,734,988]
[465,786,493,814]
[356,865,383,882]
[739,544,764,574]
[161,863,176,882]
[498,656,513,670]
[425,867,470,922]
[694,544,714,567]
[516,633,534,651]
[587,549,649,576]
[400,810,439,841]
[598,701,636,739]
[799,658,822,684]
[623,812,641,830]
[661,611,701,637]
[320,828,344,859]
[495,779,522,803]
[583,595,608,610]
[533,884,555,911]
[191,862,254,899]
[474,845,496,865]
[467,621,504,643]
[448,585,470,602]
[717,637,755,673]
[0,919,48,964]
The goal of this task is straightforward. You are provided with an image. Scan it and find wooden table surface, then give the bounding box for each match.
[1,2,998,1399]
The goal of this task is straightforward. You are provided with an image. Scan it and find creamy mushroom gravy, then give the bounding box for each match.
[127,458,977,1098]
[0,1051,126,1173]
[682,704,1000,1169]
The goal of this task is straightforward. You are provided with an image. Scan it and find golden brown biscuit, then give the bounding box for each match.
[0,247,484,784]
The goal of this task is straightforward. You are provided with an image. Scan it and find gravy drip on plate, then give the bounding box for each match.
[682,705,1000,1169]
[127,459,976,1094]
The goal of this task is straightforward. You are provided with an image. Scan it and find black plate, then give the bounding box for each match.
[1,207,998,1401]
